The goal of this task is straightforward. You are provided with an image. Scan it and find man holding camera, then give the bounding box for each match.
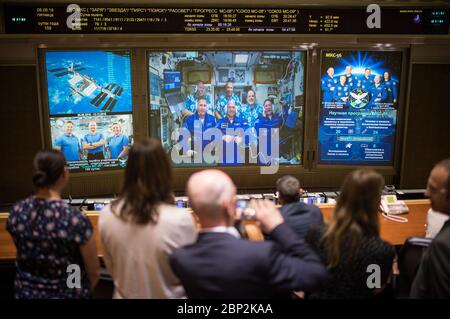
[170,169,327,299]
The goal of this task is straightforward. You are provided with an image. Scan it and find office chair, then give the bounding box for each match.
[395,236,432,298]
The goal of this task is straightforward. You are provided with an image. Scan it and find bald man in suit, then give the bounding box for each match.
[170,170,327,299]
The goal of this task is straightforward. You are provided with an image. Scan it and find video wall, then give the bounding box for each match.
[318,50,401,165]
[41,48,403,172]
[45,50,133,171]
[148,51,305,167]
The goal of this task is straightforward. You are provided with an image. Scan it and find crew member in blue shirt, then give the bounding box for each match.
[359,68,374,91]
[255,99,283,165]
[216,99,249,165]
[106,122,129,159]
[240,89,263,127]
[54,121,82,161]
[184,80,213,114]
[382,71,398,105]
[183,97,217,154]
[240,88,263,147]
[82,121,106,160]
[256,99,283,131]
[369,75,388,108]
[333,75,350,108]
[215,81,241,119]
[321,67,337,106]
[344,65,358,90]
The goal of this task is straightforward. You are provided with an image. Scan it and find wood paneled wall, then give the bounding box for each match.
[0,66,42,205]
[400,64,450,188]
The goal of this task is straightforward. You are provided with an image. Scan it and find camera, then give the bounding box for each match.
[176,199,188,208]
[236,199,256,221]
[93,203,106,211]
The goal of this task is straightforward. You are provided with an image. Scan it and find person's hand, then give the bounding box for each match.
[234,136,243,144]
[392,255,399,276]
[293,291,305,299]
[250,199,283,234]
[223,135,234,143]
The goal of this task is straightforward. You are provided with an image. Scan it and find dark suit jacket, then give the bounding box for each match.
[280,202,324,240]
[411,219,450,298]
[170,223,327,299]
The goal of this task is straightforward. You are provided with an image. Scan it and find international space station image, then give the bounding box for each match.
[45,51,132,115]
[48,63,124,112]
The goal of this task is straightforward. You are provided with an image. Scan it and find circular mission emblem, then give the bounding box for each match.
[349,88,370,109]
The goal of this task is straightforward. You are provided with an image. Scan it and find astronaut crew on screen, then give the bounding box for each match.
[321,65,398,109]
[180,80,289,165]
[54,120,130,162]
[183,80,285,138]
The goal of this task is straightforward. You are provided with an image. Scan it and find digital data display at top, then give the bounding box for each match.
[4,4,449,35]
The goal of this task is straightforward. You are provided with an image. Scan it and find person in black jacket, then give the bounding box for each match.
[411,158,450,299]
[276,175,324,239]
[170,169,327,299]
[306,169,395,299]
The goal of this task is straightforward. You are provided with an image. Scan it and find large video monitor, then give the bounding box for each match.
[148,51,306,167]
[318,50,402,165]
[44,50,133,172]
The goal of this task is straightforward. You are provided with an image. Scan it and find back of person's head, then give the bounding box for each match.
[32,150,67,188]
[434,158,450,194]
[187,170,236,226]
[277,175,301,204]
[324,168,384,268]
[427,158,450,214]
[113,137,173,224]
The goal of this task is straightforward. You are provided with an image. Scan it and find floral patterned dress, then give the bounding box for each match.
[7,197,93,298]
